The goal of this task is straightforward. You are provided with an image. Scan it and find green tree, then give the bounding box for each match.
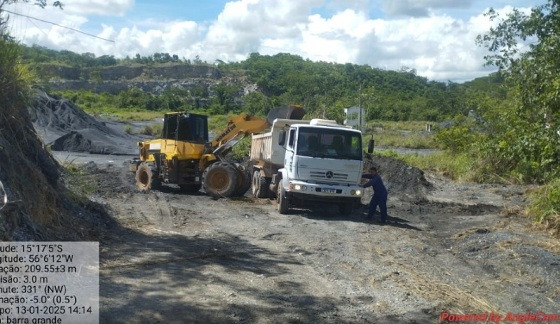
[244,91,272,116]
[213,82,240,112]
[476,0,560,182]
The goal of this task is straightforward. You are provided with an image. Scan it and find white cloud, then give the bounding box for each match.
[62,0,134,16]
[198,0,323,61]
[381,0,473,17]
[89,22,202,59]
[4,0,536,82]
[353,13,497,81]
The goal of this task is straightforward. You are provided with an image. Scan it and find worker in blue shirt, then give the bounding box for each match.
[362,166,388,223]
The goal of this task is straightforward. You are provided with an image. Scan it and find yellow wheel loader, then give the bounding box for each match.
[129,106,304,197]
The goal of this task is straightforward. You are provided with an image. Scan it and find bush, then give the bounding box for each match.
[372,130,437,149]
[63,164,97,204]
[434,116,482,153]
[124,125,134,134]
[378,150,502,183]
[141,124,163,136]
[529,179,560,234]
[232,137,251,161]
[0,39,32,103]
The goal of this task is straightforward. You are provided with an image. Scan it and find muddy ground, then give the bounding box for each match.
[67,160,560,323]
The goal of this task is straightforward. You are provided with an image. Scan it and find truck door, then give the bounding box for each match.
[284,128,296,179]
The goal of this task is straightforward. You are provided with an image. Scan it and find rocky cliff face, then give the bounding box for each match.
[46,79,220,95]
[37,64,222,81]
[35,64,242,95]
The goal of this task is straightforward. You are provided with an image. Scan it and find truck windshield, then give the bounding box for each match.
[296,127,362,160]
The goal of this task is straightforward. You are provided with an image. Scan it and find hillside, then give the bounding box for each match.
[22,45,504,122]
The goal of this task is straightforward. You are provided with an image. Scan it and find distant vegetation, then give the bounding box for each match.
[22,44,504,124]
[20,46,195,67]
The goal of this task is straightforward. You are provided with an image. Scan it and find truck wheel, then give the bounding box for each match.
[202,162,239,198]
[234,167,252,197]
[135,163,160,192]
[179,184,202,193]
[252,171,269,198]
[277,181,290,214]
[338,202,353,216]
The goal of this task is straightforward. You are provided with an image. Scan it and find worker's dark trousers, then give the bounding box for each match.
[368,194,388,222]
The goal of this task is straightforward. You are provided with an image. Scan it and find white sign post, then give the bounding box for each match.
[344,106,365,130]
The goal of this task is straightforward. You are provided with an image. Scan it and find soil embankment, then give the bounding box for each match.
[0,90,113,240]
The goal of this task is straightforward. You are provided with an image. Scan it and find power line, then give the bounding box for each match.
[27,17,51,39]
[1,8,115,43]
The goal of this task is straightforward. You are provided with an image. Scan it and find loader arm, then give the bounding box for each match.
[210,114,269,160]
[209,106,305,161]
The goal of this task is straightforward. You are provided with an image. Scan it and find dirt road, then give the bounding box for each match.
[82,163,560,323]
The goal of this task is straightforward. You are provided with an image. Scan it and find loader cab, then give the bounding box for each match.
[162,113,209,143]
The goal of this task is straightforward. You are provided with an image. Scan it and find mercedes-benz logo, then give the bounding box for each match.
[325,171,334,179]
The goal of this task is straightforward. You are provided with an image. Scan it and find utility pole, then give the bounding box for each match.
[359,83,363,132]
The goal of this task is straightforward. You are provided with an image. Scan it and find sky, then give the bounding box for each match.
[2,0,543,82]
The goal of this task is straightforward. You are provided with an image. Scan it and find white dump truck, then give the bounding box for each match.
[250,118,364,215]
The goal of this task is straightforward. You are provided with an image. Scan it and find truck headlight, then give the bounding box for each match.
[351,189,362,196]
[293,185,307,191]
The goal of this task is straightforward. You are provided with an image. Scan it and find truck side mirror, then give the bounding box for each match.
[367,138,374,154]
[278,131,286,146]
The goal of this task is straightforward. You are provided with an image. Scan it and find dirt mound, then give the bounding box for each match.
[50,131,95,152]
[363,154,432,202]
[29,91,141,154]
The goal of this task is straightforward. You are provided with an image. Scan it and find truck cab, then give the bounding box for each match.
[277,119,364,214]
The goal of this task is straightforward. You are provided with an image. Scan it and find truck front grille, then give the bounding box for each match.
[309,171,348,181]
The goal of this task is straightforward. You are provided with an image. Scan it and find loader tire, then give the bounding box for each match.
[252,170,270,198]
[234,167,252,197]
[136,163,160,192]
[277,181,290,214]
[202,162,239,198]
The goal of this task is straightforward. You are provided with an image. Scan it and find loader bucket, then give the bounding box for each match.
[267,105,306,125]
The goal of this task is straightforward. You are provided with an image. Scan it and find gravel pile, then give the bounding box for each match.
[29,91,142,154]
[363,154,432,202]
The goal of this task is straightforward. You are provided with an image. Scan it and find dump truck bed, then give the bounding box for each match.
[250,132,282,166]
[250,119,311,167]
